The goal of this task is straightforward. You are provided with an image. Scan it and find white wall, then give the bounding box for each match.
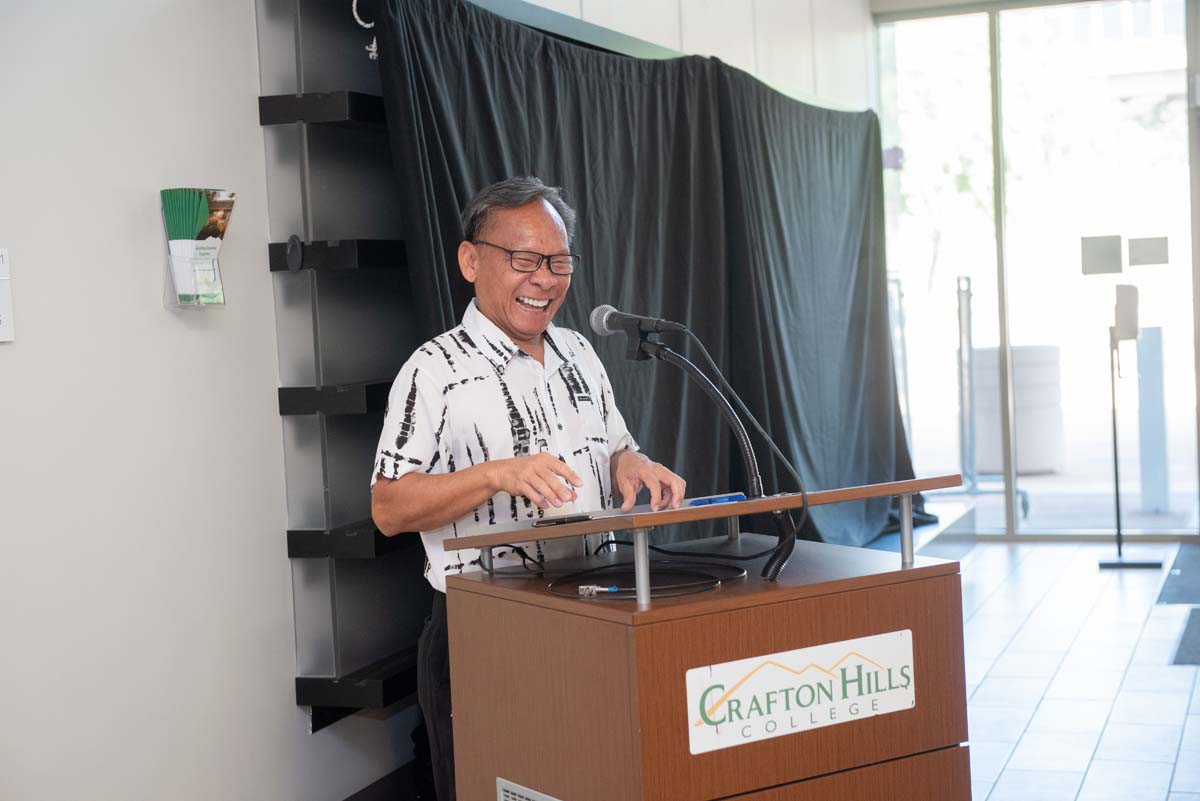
[870,0,958,15]
[527,0,878,109]
[868,0,1007,16]
[0,3,409,800]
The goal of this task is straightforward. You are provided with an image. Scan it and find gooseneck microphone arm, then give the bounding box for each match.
[640,337,795,580]
[638,339,764,499]
[592,303,801,579]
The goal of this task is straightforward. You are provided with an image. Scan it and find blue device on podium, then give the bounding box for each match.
[688,492,747,507]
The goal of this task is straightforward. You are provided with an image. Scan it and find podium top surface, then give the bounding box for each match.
[443,474,961,552]
[447,535,961,626]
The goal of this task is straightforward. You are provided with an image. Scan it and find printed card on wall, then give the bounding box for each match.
[0,248,13,342]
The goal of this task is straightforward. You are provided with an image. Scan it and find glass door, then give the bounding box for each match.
[880,13,1010,531]
[999,0,1196,533]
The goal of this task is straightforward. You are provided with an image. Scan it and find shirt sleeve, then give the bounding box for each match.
[371,354,447,487]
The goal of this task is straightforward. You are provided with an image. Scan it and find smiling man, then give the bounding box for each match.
[370,176,685,801]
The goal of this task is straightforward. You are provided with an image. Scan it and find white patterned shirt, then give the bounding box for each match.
[372,299,638,592]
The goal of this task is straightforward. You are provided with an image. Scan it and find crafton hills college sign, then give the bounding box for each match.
[684,630,916,755]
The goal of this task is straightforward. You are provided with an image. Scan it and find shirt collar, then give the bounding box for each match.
[461,299,578,372]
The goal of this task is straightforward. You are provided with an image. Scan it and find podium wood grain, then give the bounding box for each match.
[740,746,970,800]
[634,573,966,799]
[448,538,969,801]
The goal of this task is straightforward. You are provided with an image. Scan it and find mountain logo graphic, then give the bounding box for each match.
[693,651,884,727]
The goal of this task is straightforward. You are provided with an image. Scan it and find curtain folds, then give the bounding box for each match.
[377,0,913,545]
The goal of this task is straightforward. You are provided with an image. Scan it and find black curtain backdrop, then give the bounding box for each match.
[377,0,913,546]
[718,68,915,544]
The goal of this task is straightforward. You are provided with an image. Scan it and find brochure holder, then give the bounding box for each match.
[160,188,236,309]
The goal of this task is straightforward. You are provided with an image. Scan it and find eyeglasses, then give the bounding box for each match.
[471,239,580,275]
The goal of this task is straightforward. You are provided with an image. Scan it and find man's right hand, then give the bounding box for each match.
[487,453,583,509]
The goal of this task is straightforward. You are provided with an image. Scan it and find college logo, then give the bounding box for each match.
[685,630,915,754]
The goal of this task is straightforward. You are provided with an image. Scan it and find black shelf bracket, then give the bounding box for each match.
[297,646,420,733]
[309,705,356,733]
[287,519,419,559]
[259,91,385,129]
[268,238,407,273]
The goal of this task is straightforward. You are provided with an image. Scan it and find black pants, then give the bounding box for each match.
[418,591,455,801]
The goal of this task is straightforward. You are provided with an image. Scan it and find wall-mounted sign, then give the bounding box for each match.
[685,630,915,755]
[1128,237,1168,267]
[0,248,13,342]
[1081,235,1123,275]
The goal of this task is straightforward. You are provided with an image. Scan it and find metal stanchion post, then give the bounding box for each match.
[633,527,651,608]
[900,494,914,568]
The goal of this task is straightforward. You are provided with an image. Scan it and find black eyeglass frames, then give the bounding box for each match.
[470,239,580,275]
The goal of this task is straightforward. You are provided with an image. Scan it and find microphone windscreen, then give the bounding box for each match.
[590,304,618,336]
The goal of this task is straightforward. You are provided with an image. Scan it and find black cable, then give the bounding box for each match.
[547,559,747,600]
[479,543,748,600]
[640,341,764,498]
[596,538,781,561]
[598,328,815,571]
[761,509,798,579]
[550,568,718,599]
[681,328,809,578]
[477,545,579,578]
[684,329,809,504]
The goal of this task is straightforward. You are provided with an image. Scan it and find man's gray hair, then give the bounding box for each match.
[461,176,577,245]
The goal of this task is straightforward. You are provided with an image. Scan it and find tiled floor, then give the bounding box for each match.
[940,540,1199,801]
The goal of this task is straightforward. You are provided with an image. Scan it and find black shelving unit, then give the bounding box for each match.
[259,90,386,129]
[257,2,432,793]
[263,79,429,739]
[287,519,419,559]
[296,645,420,733]
[278,381,391,416]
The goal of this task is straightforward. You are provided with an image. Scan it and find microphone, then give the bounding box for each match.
[589,303,763,500]
[589,304,686,337]
[588,300,806,580]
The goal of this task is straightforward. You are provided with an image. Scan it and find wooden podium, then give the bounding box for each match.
[444,475,970,801]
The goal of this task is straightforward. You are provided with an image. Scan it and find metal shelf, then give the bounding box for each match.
[268,239,407,273]
[278,381,391,416]
[297,645,419,733]
[287,519,419,559]
[259,91,385,129]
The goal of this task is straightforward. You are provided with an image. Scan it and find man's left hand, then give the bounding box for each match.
[613,451,686,512]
